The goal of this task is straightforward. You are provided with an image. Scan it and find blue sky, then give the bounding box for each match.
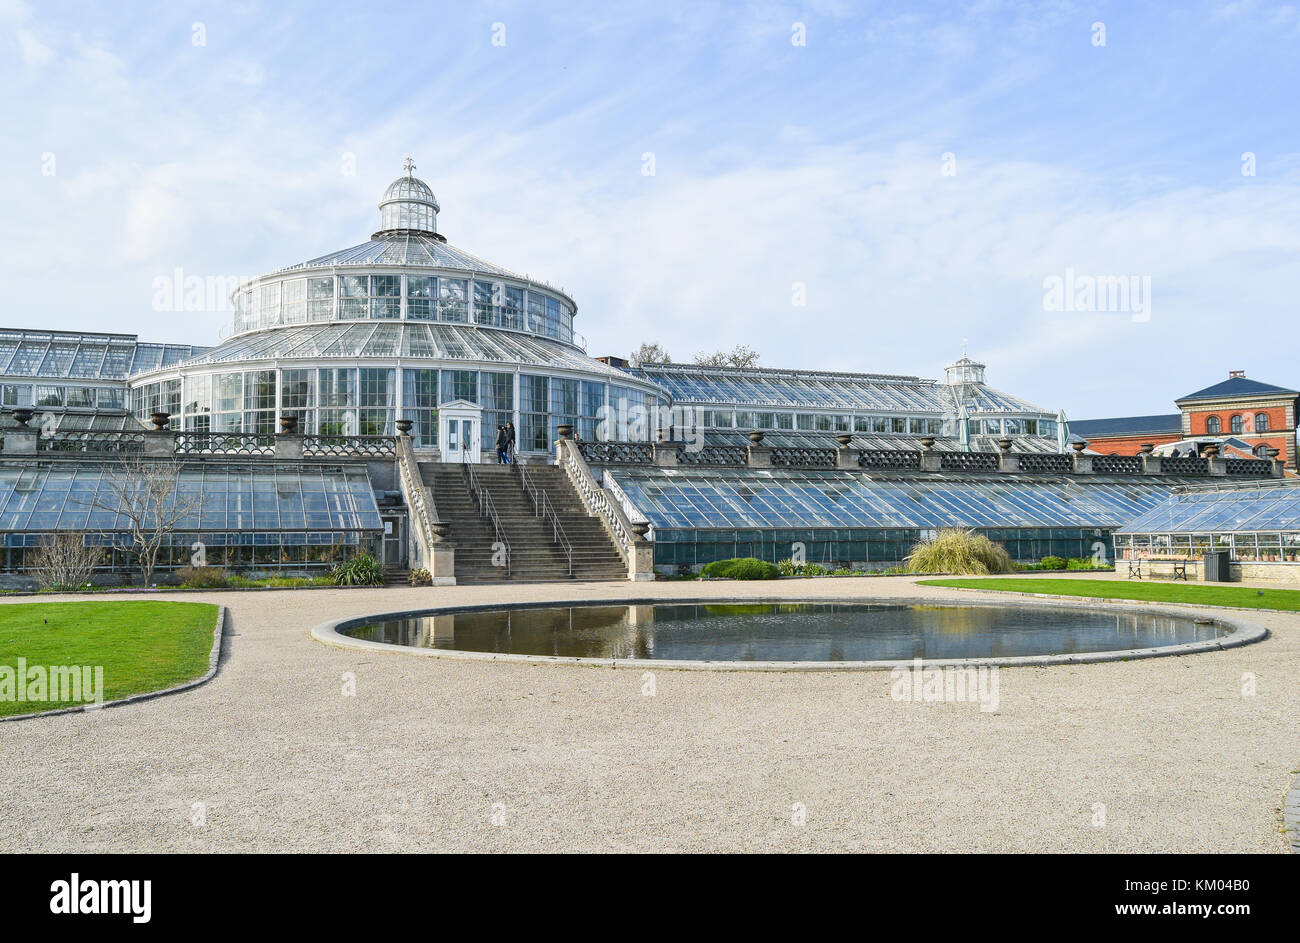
[3,0,1299,419]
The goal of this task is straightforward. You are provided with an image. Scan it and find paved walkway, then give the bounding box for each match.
[1,576,1296,852]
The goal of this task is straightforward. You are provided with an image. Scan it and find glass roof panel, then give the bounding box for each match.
[0,462,382,533]
[611,468,1179,531]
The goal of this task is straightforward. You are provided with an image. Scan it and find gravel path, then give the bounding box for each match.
[1,575,1295,853]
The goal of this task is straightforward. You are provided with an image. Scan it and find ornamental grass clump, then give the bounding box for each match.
[904,528,1015,576]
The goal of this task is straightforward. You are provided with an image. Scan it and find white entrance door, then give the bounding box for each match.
[439,401,482,463]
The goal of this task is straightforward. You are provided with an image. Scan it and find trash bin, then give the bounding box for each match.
[1202,550,1231,582]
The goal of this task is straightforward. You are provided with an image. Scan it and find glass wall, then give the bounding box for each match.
[654,527,1113,568]
[232,273,576,345]
[139,366,654,451]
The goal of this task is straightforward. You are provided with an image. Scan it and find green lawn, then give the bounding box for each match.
[0,601,219,717]
[919,578,1300,612]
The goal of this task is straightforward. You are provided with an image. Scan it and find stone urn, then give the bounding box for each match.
[835,433,853,448]
[278,415,299,434]
[1139,442,1155,454]
[556,423,574,440]
[997,436,1013,453]
[748,430,765,445]
[395,418,413,436]
[1204,444,1220,458]
[11,408,33,427]
[631,520,650,538]
[1071,440,1088,453]
[430,522,449,542]
[919,435,936,451]
[150,411,171,430]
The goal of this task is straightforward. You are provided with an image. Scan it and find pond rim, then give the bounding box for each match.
[309,594,1269,671]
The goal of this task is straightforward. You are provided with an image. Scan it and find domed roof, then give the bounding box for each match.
[381,173,438,209]
[376,158,441,237]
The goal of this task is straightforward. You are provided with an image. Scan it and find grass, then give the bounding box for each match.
[919,577,1300,612]
[0,601,219,717]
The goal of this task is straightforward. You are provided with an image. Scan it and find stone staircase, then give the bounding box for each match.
[418,461,627,583]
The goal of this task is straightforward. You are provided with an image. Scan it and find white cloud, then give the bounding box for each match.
[17,29,52,65]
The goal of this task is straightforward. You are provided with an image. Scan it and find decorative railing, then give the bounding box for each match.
[577,441,653,465]
[858,449,921,470]
[519,463,572,575]
[38,431,148,453]
[1225,458,1273,477]
[558,438,636,568]
[1162,456,1209,475]
[1016,452,1074,474]
[1093,454,1143,475]
[302,435,397,458]
[938,451,1000,472]
[464,461,509,576]
[174,431,275,456]
[396,435,440,570]
[772,447,836,468]
[676,444,748,466]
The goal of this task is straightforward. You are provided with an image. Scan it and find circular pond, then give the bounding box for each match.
[328,599,1260,667]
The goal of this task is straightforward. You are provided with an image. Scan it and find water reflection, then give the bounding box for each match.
[344,603,1227,662]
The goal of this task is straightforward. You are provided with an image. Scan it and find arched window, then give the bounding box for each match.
[1206,416,1221,434]
[1230,414,1244,434]
[1255,412,1269,432]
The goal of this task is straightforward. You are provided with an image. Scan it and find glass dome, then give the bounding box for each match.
[378,160,439,234]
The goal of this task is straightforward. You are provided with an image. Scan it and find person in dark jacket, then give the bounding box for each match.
[494,424,508,464]
[505,421,516,463]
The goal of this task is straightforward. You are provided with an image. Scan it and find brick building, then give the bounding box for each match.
[1072,373,1299,467]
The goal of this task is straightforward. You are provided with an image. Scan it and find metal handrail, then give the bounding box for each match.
[519,463,573,576]
[464,462,509,576]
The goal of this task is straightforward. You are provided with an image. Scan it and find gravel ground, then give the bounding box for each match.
[0,574,1296,853]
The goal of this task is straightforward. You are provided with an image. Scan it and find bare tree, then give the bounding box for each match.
[31,532,105,590]
[693,344,760,368]
[629,342,671,366]
[84,457,198,586]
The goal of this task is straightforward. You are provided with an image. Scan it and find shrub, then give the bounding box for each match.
[31,533,105,590]
[904,528,1015,575]
[409,568,432,586]
[801,563,828,576]
[330,552,384,586]
[176,565,229,588]
[1066,557,1098,570]
[701,557,779,580]
[777,558,801,576]
[1039,555,1067,570]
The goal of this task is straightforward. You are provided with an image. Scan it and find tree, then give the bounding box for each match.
[693,344,760,369]
[31,533,105,590]
[629,342,671,366]
[85,457,198,586]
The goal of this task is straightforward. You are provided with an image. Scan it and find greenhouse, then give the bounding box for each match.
[607,466,1189,567]
[1114,481,1300,563]
[0,461,383,572]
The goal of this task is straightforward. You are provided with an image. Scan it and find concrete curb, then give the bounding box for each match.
[1,604,227,723]
[310,594,1268,672]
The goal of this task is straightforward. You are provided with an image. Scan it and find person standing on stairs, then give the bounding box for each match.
[505,421,516,464]
[495,424,508,464]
